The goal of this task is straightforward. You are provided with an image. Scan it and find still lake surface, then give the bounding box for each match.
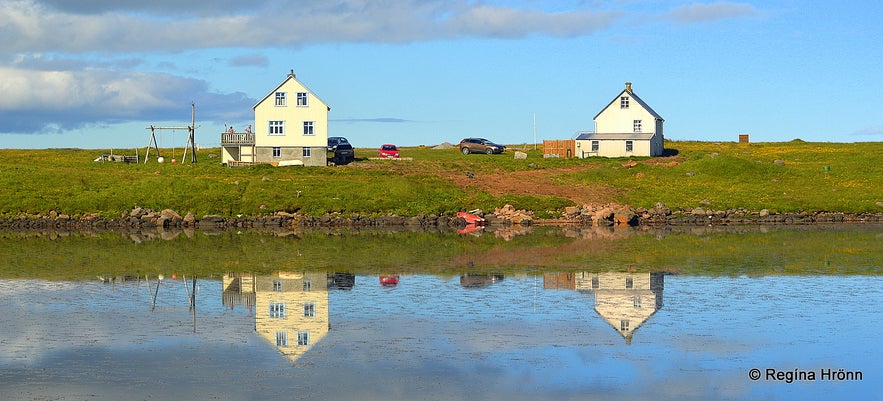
[1,225,881,400]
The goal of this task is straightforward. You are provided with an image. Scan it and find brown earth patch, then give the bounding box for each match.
[441,165,619,205]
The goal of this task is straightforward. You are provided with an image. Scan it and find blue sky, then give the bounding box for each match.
[1,0,881,149]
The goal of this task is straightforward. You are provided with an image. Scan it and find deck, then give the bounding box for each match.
[221,132,255,145]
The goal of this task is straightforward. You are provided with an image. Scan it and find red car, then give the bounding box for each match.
[379,144,399,158]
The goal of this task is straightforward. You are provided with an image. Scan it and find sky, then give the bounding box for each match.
[1,0,881,150]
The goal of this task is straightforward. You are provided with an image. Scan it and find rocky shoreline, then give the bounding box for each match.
[1,203,881,231]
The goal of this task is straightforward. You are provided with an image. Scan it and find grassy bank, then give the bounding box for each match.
[1,140,881,219]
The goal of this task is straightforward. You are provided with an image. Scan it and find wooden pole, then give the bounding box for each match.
[151,276,161,311]
[191,276,197,333]
[190,103,198,163]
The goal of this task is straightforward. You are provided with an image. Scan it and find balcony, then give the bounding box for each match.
[221,132,255,145]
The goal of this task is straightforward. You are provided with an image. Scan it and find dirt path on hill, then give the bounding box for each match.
[440,165,619,205]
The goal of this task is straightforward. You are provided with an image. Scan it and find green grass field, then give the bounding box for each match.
[0,140,881,219]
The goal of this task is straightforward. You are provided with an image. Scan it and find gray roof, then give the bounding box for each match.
[575,132,657,141]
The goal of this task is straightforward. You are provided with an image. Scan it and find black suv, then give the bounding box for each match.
[458,138,506,155]
[327,136,355,165]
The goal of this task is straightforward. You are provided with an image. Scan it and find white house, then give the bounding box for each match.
[576,272,664,344]
[221,70,331,166]
[575,82,664,158]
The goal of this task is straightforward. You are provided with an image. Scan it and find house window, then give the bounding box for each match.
[268,120,284,135]
[626,141,634,152]
[296,92,308,106]
[633,120,642,132]
[633,295,642,308]
[269,302,286,318]
[275,92,286,106]
[592,276,599,289]
[303,280,312,291]
[621,320,630,332]
[625,277,634,288]
[275,331,288,346]
[620,96,629,109]
[272,147,281,158]
[303,302,316,317]
[273,280,283,291]
[303,148,311,158]
[591,141,599,152]
[297,330,310,346]
[303,121,314,136]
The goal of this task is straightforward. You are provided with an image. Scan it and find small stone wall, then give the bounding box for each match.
[1,204,880,232]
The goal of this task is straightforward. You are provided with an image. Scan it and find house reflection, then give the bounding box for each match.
[544,272,664,344]
[223,272,344,363]
[460,273,505,288]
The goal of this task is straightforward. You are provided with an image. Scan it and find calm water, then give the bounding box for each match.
[1,226,881,400]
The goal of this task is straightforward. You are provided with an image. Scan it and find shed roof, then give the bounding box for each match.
[575,132,657,141]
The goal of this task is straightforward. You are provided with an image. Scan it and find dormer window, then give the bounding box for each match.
[620,96,629,109]
[296,92,308,106]
[275,92,286,106]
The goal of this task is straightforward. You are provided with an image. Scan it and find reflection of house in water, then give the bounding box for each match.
[223,272,337,363]
[460,273,504,288]
[544,272,664,344]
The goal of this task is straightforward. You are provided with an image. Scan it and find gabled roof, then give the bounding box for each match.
[593,83,663,121]
[253,70,331,111]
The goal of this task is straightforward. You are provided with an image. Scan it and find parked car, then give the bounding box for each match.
[458,138,505,155]
[379,144,399,158]
[327,136,355,165]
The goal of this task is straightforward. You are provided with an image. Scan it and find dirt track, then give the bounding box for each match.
[441,165,620,205]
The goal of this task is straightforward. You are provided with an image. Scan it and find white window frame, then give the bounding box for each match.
[621,320,630,332]
[303,121,314,136]
[302,148,311,158]
[296,92,308,107]
[273,280,283,291]
[297,330,310,346]
[620,96,629,109]
[303,302,316,317]
[633,120,642,133]
[625,141,634,153]
[272,147,281,158]
[275,92,286,107]
[268,120,284,136]
[269,302,286,318]
[591,141,599,152]
[276,331,288,346]
[303,280,312,291]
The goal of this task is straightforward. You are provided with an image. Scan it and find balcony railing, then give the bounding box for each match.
[221,132,255,145]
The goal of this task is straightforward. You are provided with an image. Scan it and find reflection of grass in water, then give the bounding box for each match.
[2,225,880,280]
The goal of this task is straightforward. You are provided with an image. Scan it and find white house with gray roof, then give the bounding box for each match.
[575,82,664,158]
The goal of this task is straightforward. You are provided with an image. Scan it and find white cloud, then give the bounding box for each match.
[0,65,253,133]
[850,126,883,137]
[664,2,758,24]
[0,1,763,137]
[0,0,624,54]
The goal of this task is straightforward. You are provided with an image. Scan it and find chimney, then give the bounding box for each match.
[625,82,632,93]
[289,69,296,78]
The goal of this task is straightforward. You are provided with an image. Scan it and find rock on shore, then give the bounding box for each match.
[0,204,880,232]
